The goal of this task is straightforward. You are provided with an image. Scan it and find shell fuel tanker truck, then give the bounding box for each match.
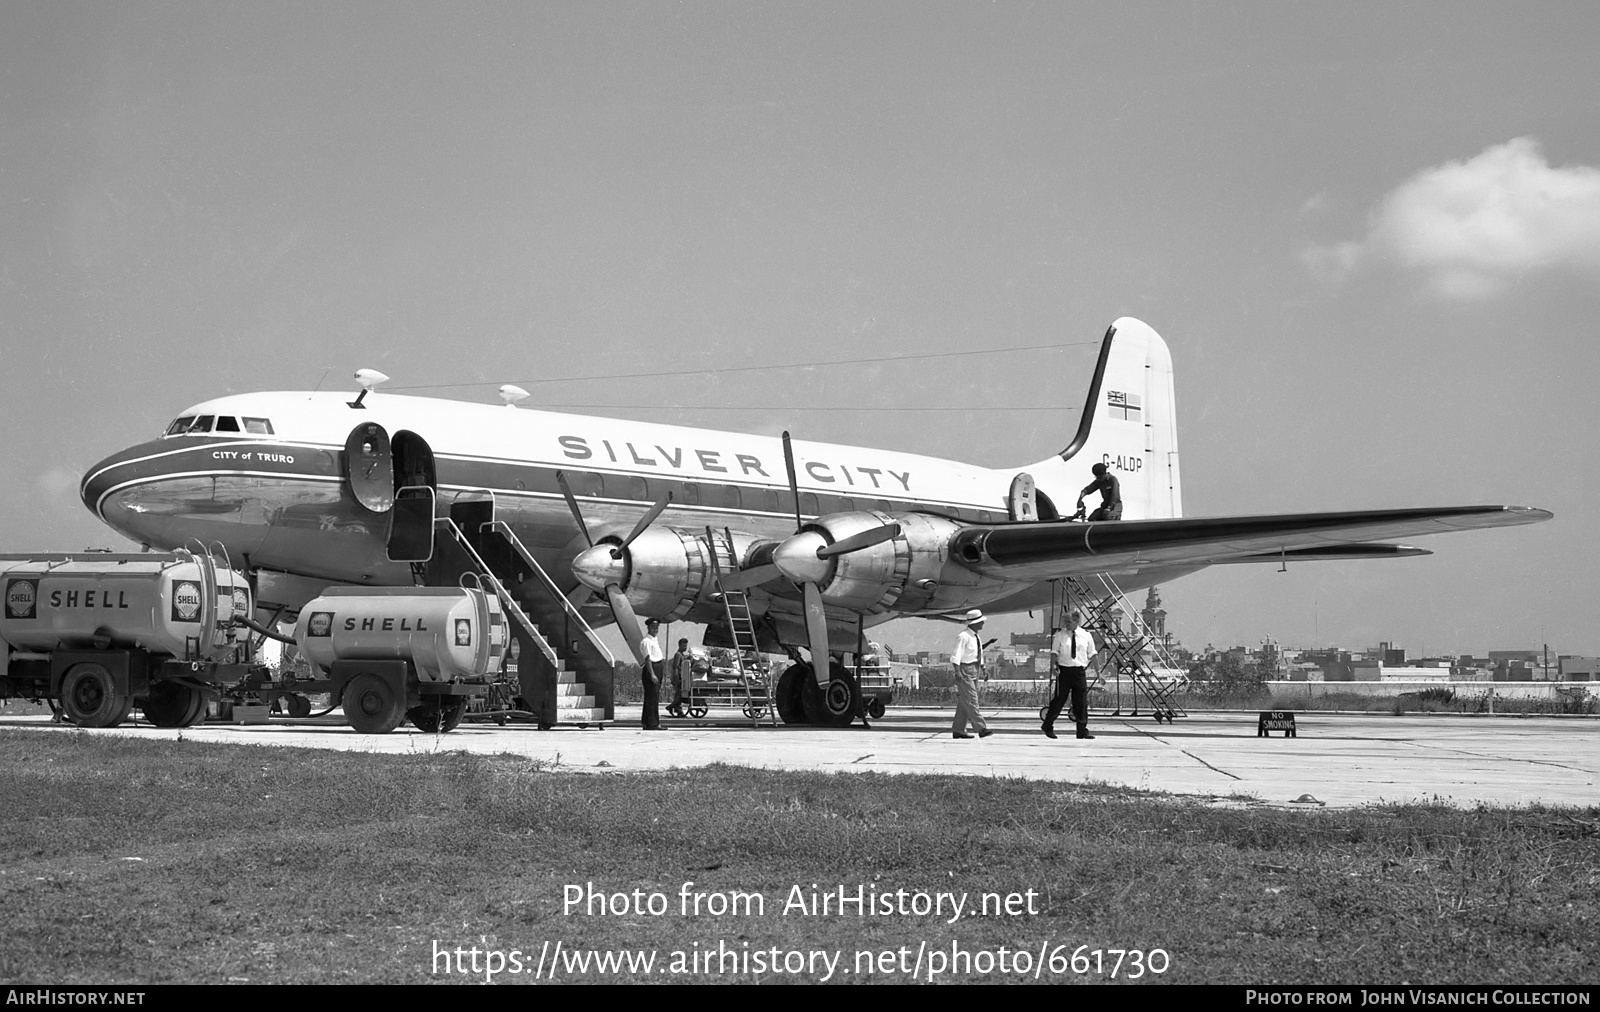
[0,550,504,734]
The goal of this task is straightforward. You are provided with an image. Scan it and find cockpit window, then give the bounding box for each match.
[188,415,214,433]
[214,416,240,432]
[242,417,274,435]
[164,416,196,436]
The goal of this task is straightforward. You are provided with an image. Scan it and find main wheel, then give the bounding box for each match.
[800,662,861,728]
[343,673,405,734]
[141,682,205,728]
[60,663,132,728]
[407,698,466,733]
[775,664,808,725]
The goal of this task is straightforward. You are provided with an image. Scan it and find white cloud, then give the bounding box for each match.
[1305,138,1600,299]
[36,466,81,500]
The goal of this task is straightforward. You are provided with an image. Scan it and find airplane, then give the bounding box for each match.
[78,317,1552,725]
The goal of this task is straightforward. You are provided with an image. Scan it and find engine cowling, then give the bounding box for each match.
[570,526,766,621]
[771,510,967,615]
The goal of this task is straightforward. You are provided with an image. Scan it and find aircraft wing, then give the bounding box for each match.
[948,505,1552,581]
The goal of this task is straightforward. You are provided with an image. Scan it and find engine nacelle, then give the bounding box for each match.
[574,527,767,621]
[785,510,967,615]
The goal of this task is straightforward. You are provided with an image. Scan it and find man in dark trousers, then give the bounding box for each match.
[666,637,692,717]
[1077,462,1123,520]
[639,619,665,730]
[1044,609,1098,740]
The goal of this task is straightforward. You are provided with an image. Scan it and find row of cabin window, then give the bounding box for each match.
[164,415,276,436]
[558,472,999,522]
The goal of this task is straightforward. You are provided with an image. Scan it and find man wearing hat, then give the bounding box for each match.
[950,609,994,739]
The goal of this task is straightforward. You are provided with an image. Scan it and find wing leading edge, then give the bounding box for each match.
[949,505,1552,581]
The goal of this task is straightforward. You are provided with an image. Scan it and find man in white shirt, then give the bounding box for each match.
[951,609,994,740]
[640,619,666,730]
[1045,609,1097,740]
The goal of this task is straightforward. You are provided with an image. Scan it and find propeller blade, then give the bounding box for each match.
[620,490,674,551]
[605,583,652,666]
[801,580,831,689]
[566,584,596,610]
[815,523,901,558]
[554,470,593,548]
[782,431,803,532]
[718,563,781,592]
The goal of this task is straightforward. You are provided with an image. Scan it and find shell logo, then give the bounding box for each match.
[5,579,37,619]
[171,580,202,623]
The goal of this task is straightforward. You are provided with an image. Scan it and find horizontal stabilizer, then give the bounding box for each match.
[950,505,1551,580]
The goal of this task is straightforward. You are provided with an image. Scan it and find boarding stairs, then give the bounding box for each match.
[422,496,613,728]
[1062,574,1189,723]
[706,527,776,725]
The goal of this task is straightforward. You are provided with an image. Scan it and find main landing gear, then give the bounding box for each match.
[775,660,863,728]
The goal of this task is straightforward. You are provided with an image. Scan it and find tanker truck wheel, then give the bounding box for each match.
[283,694,312,719]
[60,662,133,729]
[407,698,466,734]
[343,673,405,734]
[141,682,205,728]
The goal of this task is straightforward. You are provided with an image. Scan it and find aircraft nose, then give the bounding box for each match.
[80,439,162,537]
[81,446,133,522]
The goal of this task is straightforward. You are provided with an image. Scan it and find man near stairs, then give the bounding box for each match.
[1044,609,1097,740]
[640,619,665,730]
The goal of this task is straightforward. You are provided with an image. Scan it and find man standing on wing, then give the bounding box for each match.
[1044,609,1097,740]
[951,609,994,740]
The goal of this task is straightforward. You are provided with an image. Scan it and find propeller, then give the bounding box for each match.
[558,469,673,666]
[770,432,895,686]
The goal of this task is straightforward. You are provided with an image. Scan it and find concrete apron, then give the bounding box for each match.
[4,709,1595,810]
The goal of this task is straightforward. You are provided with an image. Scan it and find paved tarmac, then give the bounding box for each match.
[6,706,1595,809]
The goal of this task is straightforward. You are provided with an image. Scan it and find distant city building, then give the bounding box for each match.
[1559,656,1600,681]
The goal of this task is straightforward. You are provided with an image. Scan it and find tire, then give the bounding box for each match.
[141,682,205,728]
[284,694,312,719]
[800,661,861,728]
[343,673,405,734]
[60,663,132,729]
[775,664,808,725]
[867,697,886,720]
[407,698,466,733]
[689,706,708,719]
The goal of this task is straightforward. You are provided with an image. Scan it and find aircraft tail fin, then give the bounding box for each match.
[1022,317,1182,521]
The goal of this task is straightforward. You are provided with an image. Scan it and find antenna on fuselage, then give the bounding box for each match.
[348,369,389,409]
[499,384,530,408]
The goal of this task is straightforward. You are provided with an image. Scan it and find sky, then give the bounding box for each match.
[2,3,1596,658]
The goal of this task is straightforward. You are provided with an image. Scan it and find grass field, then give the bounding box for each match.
[0,728,1595,985]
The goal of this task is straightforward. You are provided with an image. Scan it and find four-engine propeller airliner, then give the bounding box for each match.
[79,318,1552,723]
